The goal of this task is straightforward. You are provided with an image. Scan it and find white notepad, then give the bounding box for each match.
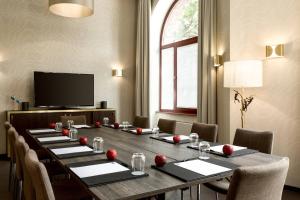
[37,136,70,142]
[29,129,56,133]
[110,124,132,128]
[50,146,93,155]
[210,145,246,154]
[163,135,190,141]
[72,125,91,129]
[130,128,153,133]
[70,162,130,178]
[175,159,231,176]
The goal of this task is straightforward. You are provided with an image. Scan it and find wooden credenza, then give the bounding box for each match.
[6,108,116,155]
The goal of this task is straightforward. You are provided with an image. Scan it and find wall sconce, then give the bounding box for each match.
[266,44,284,58]
[214,55,223,67]
[112,68,123,77]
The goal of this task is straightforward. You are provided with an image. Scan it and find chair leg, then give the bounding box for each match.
[17,180,22,200]
[215,192,219,200]
[181,189,183,200]
[196,184,200,200]
[9,160,12,191]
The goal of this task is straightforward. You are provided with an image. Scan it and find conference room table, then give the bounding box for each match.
[26,126,282,200]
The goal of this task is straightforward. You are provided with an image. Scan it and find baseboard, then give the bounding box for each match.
[0,154,9,161]
[284,185,300,192]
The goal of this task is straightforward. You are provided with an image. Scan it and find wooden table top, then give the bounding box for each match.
[29,127,283,200]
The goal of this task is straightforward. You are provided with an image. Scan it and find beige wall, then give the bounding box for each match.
[228,0,300,187]
[0,0,137,154]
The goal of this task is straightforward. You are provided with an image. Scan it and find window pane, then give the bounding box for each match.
[177,43,197,108]
[162,0,198,45]
[161,48,174,110]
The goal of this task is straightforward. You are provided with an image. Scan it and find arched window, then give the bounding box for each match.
[160,0,198,114]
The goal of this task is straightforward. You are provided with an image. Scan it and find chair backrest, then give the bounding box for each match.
[15,136,25,180]
[15,136,35,200]
[4,121,12,130]
[227,157,289,200]
[8,127,18,162]
[25,149,55,200]
[133,116,149,128]
[60,115,87,126]
[157,118,176,134]
[191,122,218,142]
[233,128,274,154]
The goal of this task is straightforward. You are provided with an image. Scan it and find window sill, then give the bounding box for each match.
[156,111,197,117]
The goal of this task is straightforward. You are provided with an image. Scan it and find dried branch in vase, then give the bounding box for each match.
[233,90,254,112]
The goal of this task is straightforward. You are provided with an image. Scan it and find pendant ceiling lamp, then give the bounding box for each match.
[49,0,94,18]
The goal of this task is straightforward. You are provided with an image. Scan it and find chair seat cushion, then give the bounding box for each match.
[52,180,92,200]
[203,179,230,194]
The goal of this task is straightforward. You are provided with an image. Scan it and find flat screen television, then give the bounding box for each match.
[34,71,94,107]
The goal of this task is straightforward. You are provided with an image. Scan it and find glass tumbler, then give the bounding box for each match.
[152,127,160,137]
[67,120,74,129]
[122,121,129,130]
[103,117,109,125]
[189,133,199,147]
[69,128,78,140]
[131,153,146,176]
[199,141,210,160]
[55,122,62,132]
[93,137,104,153]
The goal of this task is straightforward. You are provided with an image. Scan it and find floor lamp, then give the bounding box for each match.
[224,60,263,128]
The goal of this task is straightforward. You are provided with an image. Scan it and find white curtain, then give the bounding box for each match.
[136,0,151,117]
[197,0,217,124]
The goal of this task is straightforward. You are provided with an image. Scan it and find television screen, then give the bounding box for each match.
[34,71,94,107]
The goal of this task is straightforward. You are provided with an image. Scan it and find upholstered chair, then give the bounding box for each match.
[7,127,18,192]
[204,128,274,199]
[60,115,87,127]
[25,149,92,200]
[157,118,176,134]
[191,122,218,142]
[15,135,30,200]
[133,116,149,128]
[226,157,289,200]
[233,128,274,154]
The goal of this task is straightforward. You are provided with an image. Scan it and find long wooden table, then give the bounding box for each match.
[27,127,283,200]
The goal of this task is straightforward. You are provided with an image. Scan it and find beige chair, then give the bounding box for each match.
[7,127,18,192]
[133,116,149,128]
[157,118,176,134]
[233,128,274,154]
[191,122,218,142]
[15,135,29,200]
[204,128,274,199]
[60,115,87,127]
[25,149,91,200]
[226,157,289,200]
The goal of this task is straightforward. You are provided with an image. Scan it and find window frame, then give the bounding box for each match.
[159,0,198,115]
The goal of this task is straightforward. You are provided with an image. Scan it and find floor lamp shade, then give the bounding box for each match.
[49,0,94,18]
[224,60,263,88]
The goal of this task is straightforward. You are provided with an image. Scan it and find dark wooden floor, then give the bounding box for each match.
[0,160,299,200]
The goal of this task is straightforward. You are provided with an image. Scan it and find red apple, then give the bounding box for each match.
[173,135,181,144]
[155,154,167,167]
[95,121,101,128]
[62,129,69,136]
[106,149,117,160]
[79,137,88,145]
[136,128,143,135]
[223,144,234,156]
[113,122,120,129]
[49,122,56,129]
